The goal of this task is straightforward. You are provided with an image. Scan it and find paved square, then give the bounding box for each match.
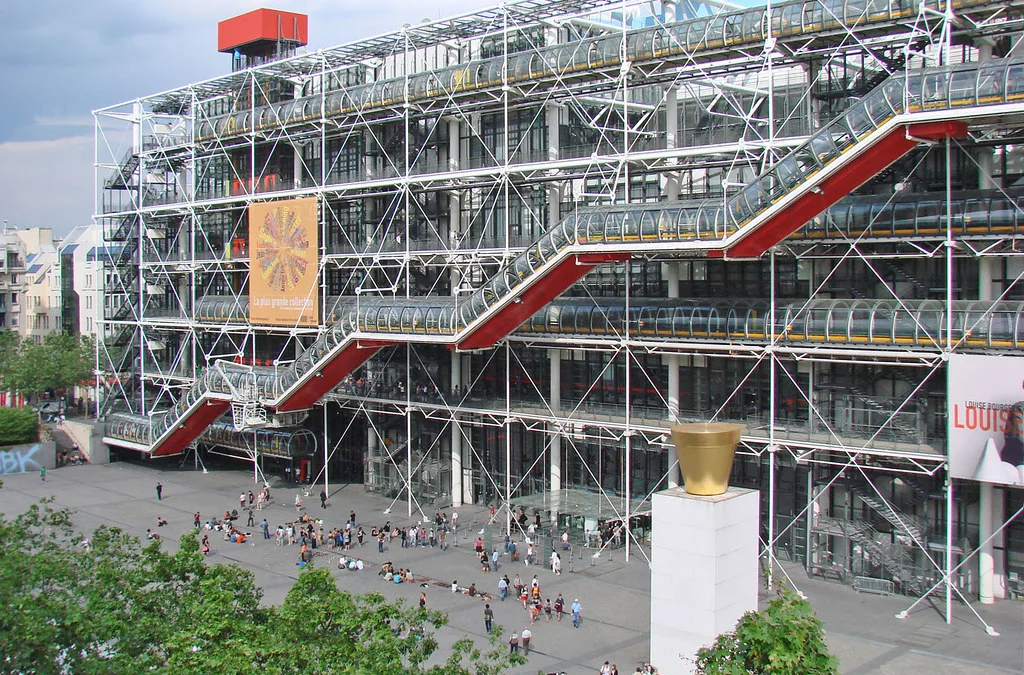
[0,462,1019,674]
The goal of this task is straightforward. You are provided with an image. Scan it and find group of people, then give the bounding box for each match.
[274,520,323,548]
[378,562,416,583]
[238,486,272,511]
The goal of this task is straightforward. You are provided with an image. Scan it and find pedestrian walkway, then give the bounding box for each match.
[0,462,1019,674]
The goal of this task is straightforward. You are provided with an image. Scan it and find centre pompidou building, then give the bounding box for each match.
[96,0,1024,614]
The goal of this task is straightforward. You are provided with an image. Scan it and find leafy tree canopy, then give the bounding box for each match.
[0,406,39,446]
[0,500,523,675]
[0,331,94,399]
[694,586,839,675]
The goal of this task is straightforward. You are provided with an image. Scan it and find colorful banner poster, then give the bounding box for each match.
[248,197,319,327]
[948,354,1024,486]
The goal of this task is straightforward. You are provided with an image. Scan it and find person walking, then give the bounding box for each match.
[483,603,494,634]
[571,598,582,628]
[40,467,46,481]
[156,482,163,500]
[600,661,612,675]
[419,592,427,611]
[554,593,564,621]
[521,626,532,655]
[378,532,385,553]
[193,512,201,528]
[261,518,270,540]
[491,548,500,572]
[239,492,246,510]
[497,576,508,601]
[248,490,255,506]
[544,597,552,622]
[247,510,255,527]
[320,490,328,509]
[508,630,519,654]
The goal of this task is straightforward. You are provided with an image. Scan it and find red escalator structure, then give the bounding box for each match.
[104,57,1024,457]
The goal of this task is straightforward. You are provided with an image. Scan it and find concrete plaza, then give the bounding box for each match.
[0,460,1020,674]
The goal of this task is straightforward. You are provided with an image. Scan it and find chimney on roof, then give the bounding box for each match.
[218,8,308,72]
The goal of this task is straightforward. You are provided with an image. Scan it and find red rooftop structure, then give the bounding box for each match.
[218,8,308,69]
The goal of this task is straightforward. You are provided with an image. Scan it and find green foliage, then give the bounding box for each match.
[694,586,839,675]
[0,406,39,446]
[0,500,522,675]
[0,329,20,380]
[0,332,94,398]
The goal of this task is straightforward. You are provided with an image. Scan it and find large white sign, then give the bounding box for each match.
[948,354,1024,486]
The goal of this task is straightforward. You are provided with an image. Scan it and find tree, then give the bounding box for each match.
[0,332,95,401]
[0,499,523,675]
[694,586,838,675]
[0,406,39,445]
[0,329,20,386]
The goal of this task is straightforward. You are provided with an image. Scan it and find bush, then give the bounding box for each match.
[0,407,39,447]
[694,586,838,675]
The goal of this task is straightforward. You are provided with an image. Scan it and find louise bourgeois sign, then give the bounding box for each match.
[948,354,1024,486]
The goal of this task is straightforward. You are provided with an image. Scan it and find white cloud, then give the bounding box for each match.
[0,135,94,236]
[33,114,95,128]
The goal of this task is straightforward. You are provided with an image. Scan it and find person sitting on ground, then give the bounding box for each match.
[156,516,168,527]
[451,579,458,593]
[351,558,364,571]
[468,583,477,597]
[146,529,160,540]
[224,511,232,521]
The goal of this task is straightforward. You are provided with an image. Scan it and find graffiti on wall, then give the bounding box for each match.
[0,444,41,475]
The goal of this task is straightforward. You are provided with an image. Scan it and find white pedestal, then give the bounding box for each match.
[650,486,759,675]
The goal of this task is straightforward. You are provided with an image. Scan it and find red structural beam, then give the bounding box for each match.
[275,341,391,412]
[457,252,631,350]
[151,400,231,457]
[722,121,969,259]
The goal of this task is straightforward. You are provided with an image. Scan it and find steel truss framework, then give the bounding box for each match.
[95,0,1024,630]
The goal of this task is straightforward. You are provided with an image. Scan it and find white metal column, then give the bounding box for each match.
[664,85,680,201]
[452,350,464,507]
[665,260,681,488]
[550,349,562,493]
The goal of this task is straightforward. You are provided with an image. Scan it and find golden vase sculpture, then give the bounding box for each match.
[670,422,743,496]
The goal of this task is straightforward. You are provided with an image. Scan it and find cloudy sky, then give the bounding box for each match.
[0,0,498,236]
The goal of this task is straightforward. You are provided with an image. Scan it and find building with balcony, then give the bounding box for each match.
[96,0,1024,615]
[18,228,61,343]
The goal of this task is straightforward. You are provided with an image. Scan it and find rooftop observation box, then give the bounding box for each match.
[217,8,308,63]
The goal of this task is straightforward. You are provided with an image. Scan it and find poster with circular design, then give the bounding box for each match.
[248,197,319,326]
